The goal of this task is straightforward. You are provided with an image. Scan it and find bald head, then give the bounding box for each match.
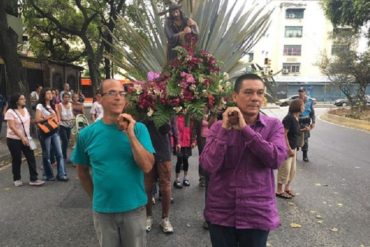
[100,79,126,118]
[100,79,122,94]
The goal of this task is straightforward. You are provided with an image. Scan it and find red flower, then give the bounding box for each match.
[207,94,215,107]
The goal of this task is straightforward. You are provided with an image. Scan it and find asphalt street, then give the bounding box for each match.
[0,108,369,247]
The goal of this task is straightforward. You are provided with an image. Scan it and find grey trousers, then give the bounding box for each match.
[93,206,147,247]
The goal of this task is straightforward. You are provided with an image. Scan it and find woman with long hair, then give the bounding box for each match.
[4,94,45,186]
[57,93,74,162]
[35,88,68,181]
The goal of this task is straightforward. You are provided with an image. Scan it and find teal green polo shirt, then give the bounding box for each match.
[71,120,155,213]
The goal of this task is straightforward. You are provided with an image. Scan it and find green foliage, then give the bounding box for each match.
[124,39,233,129]
[23,1,86,62]
[110,0,272,79]
[152,104,173,128]
[22,0,126,89]
[320,48,370,111]
[166,77,181,97]
[322,0,370,33]
[184,100,206,121]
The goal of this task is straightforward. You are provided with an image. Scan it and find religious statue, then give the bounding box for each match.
[160,1,199,62]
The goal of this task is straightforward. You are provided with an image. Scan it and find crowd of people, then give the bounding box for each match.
[0,73,316,247]
[0,1,320,246]
[62,74,313,247]
[1,82,90,186]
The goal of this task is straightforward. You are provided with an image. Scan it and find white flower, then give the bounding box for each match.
[153,89,160,96]
[134,84,143,94]
[173,106,183,113]
[147,108,154,117]
[189,84,196,91]
[223,72,230,80]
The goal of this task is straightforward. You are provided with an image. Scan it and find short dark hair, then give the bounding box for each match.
[289,99,304,113]
[234,73,264,93]
[298,87,306,92]
[8,94,23,110]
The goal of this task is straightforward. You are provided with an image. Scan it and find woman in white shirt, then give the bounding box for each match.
[5,94,45,187]
[35,88,68,182]
[57,93,74,162]
[90,92,104,122]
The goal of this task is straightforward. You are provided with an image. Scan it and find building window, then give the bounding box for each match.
[331,44,350,55]
[285,26,303,38]
[283,45,301,56]
[283,63,300,74]
[286,9,304,19]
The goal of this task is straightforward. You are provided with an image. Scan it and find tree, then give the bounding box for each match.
[101,0,126,79]
[322,0,370,38]
[0,0,26,95]
[321,0,370,115]
[108,0,272,80]
[320,46,370,114]
[25,0,126,92]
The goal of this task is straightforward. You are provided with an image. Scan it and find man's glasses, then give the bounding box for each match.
[102,90,126,97]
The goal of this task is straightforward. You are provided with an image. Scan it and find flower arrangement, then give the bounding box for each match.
[125,34,233,128]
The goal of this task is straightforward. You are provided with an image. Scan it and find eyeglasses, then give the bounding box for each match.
[102,90,126,97]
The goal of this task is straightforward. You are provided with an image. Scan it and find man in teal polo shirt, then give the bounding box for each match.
[72,79,154,247]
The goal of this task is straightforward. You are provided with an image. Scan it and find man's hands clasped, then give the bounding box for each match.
[117,113,136,137]
[222,107,247,130]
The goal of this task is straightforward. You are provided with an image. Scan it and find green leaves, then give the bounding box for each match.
[152,104,173,129]
[167,77,181,97]
[184,101,206,121]
[109,0,272,79]
[322,0,370,32]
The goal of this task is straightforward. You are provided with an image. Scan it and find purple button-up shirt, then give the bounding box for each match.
[200,114,287,230]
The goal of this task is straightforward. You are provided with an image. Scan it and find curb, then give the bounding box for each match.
[320,113,370,132]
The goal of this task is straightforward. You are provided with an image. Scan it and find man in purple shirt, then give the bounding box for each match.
[200,73,287,247]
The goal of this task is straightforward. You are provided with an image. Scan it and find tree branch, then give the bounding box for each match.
[30,0,81,36]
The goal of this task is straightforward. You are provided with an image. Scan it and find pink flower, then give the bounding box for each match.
[147,71,161,81]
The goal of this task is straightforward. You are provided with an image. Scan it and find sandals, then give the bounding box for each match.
[285,190,296,197]
[276,192,292,199]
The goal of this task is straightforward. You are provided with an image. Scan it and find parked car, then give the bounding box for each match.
[334,95,370,107]
[276,95,317,106]
[334,98,348,106]
[276,95,299,106]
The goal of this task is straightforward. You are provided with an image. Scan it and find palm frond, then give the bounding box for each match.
[109,0,272,79]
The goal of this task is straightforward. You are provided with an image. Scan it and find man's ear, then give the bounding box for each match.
[232,91,238,103]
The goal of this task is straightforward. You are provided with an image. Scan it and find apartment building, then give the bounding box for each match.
[251,0,341,101]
